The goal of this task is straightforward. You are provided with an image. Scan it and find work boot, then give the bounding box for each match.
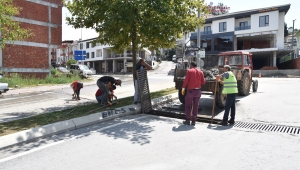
[183,120,190,125]
[218,121,228,126]
[191,121,196,126]
[228,119,235,125]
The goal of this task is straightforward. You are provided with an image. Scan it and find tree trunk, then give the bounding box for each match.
[132,8,138,83]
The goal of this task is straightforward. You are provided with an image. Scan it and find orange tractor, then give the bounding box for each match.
[174,51,258,107]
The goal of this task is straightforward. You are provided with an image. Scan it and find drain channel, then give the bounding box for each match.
[148,110,300,135]
[233,122,300,135]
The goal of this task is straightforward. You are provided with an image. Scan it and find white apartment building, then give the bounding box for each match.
[189,4,291,70]
[70,38,152,74]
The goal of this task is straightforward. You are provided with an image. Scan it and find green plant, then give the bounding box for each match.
[51,67,57,75]
[67,59,77,68]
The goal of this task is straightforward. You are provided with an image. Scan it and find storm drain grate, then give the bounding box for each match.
[233,121,300,135]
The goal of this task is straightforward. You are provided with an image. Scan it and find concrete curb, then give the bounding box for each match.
[0,93,177,149]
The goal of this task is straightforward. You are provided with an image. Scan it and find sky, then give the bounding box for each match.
[62,0,299,41]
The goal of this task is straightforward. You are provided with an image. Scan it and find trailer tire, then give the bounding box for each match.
[178,89,186,104]
[252,80,258,92]
[216,84,226,108]
[238,71,251,96]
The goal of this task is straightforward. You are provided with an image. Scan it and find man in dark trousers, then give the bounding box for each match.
[96,76,122,105]
[216,65,238,126]
[181,61,206,125]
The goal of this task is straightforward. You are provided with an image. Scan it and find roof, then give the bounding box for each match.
[205,4,290,24]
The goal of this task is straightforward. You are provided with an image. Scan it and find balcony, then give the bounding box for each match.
[201,31,212,35]
[235,26,251,31]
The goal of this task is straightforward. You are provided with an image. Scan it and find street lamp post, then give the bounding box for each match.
[292,19,296,58]
[81,21,83,65]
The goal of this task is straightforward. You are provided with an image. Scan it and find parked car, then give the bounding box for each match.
[56,67,70,74]
[0,73,9,94]
[70,64,92,78]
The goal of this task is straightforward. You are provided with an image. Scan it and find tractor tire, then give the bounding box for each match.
[238,71,251,96]
[216,84,226,108]
[252,80,258,92]
[178,89,186,104]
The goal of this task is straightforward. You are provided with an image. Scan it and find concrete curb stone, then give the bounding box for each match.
[0,93,177,149]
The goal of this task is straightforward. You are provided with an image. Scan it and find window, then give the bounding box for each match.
[80,43,83,49]
[259,15,269,27]
[92,52,95,58]
[219,22,226,32]
[201,38,211,51]
[229,55,242,65]
[214,36,233,51]
[86,52,90,59]
[86,42,90,48]
[239,21,248,27]
[204,26,211,34]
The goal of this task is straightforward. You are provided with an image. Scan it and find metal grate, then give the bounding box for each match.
[137,69,152,113]
[233,121,300,135]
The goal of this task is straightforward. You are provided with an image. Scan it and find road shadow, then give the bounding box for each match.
[207,124,233,131]
[172,125,195,131]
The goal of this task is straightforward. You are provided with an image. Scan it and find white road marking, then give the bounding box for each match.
[0,115,150,163]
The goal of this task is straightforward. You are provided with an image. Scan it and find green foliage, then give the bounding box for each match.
[67,59,77,68]
[51,67,57,75]
[64,0,209,79]
[0,73,85,88]
[284,22,289,37]
[0,0,32,49]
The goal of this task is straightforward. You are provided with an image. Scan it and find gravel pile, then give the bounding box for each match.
[202,68,220,80]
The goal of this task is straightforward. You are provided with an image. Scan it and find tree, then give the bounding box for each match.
[64,0,209,81]
[0,0,32,49]
[284,22,288,37]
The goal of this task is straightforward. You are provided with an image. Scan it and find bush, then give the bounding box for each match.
[67,59,77,68]
[51,67,57,75]
[0,73,86,88]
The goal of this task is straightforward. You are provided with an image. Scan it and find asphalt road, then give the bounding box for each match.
[0,61,177,123]
[0,78,300,169]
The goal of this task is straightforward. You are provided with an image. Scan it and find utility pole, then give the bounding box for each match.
[292,19,296,58]
[81,23,83,65]
[197,10,201,69]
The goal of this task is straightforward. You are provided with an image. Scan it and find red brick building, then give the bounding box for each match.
[0,0,62,78]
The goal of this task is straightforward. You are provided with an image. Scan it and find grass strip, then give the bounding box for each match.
[0,87,177,137]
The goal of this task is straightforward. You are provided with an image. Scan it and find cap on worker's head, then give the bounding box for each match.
[224,65,231,69]
[190,61,197,67]
[116,79,122,86]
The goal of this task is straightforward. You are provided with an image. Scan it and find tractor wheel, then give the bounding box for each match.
[252,80,258,92]
[216,84,226,108]
[238,71,251,96]
[178,89,186,104]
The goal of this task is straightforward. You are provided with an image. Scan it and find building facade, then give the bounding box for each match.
[57,38,152,74]
[0,0,62,78]
[189,4,291,70]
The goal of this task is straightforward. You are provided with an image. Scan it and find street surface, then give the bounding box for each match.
[0,61,176,123]
[0,77,300,169]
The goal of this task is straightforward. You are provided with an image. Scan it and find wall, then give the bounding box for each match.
[278,57,300,69]
[211,18,235,34]
[1,0,62,77]
[235,11,279,35]
[277,12,285,49]
[253,69,300,76]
